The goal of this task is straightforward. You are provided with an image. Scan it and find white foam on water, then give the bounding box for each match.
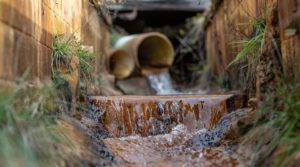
[146,72,207,95]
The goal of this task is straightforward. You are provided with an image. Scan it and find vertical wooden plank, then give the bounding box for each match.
[0,22,15,80]
[37,43,52,80]
[296,0,300,79]
[0,0,106,81]
[278,0,298,79]
[13,30,37,79]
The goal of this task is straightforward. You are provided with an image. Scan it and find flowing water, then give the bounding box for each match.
[103,109,251,166]
[146,72,207,95]
[89,92,250,166]
[87,71,250,166]
[90,95,241,137]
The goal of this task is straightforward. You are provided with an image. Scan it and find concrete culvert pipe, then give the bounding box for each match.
[115,32,175,68]
[109,49,135,80]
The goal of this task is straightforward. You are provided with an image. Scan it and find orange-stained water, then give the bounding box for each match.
[89,95,250,166]
[89,95,246,137]
[105,122,246,167]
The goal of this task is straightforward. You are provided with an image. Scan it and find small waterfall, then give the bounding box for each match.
[146,72,179,95]
[146,72,206,95]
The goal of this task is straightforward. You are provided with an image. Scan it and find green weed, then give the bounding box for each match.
[229,18,266,67]
[0,82,82,167]
[228,17,266,88]
[242,80,300,166]
[266,82,300,166]
[52,34,97,80]
[76,42,97,77]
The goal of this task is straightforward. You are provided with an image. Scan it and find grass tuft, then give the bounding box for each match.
[52,34,97,81]
[228,17,266,84]
[0,82,83,167]
[242,80,300,167]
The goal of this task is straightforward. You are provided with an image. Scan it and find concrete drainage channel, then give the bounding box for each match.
[88,94,251,166]
[89,7,252,166]
[84,21,254,167]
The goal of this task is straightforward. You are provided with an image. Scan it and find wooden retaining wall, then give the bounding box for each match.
[278,0,300,80]
[206,0,300,91]
[0,0,109,81]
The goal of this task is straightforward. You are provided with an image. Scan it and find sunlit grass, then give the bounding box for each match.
[52,34,97,81]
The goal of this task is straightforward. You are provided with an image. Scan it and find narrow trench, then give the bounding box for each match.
[86,81,251,166]
[78,1,256,166]
[2,1,300,167]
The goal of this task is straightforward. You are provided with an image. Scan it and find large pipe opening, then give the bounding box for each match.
[137,35,174,67]
[109,50,135,80]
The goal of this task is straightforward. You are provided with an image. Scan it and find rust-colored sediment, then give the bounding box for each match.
[104,124,241,166]
[89,95,247,137]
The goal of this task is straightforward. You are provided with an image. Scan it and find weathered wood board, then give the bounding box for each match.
[0,0,109,81]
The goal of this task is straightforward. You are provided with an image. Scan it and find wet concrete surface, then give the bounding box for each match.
[89,95,247,137]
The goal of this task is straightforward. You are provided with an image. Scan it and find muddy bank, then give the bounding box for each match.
[59,113,122,166]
